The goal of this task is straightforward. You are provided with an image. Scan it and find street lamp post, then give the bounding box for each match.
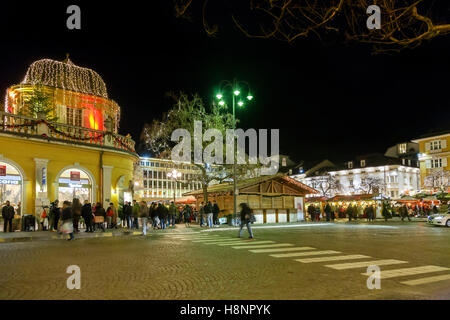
[216,79,253,225]
[167,169,182,203]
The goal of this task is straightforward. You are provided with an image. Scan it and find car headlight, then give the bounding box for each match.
[434,216,444,220]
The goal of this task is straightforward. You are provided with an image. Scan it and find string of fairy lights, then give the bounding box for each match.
[21,58,108,99]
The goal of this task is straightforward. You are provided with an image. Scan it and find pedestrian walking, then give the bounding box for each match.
[315,205,321,221]
[183,204,191,227]
[61,201,75,241]
[169,201,177,227]
[347,204,354,221]
[307,204,315,222]
[132,200,140,230]
[81,200,93,232]
[40,206,49,231]
[139,201,149,235]
[94,202,106,232]
[212,200,220,226]
[124,201,133,228]
[106,202,116,228]
[199,202,205,227]
[150,202,158,229]
[157,203,168,230]
[72,198,82,233]
[2,201,14,232]
[401,205,411,222]
[50,200,60,231]
[324,203,331,222]
[238,203,254,238]
[205,201,213,227]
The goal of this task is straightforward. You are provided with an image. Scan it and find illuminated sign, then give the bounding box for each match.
[70,171,80,181]
[0,179,19,185]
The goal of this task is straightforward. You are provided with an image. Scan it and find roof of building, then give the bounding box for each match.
[412,129,450,141]
[183,173,318,196]
[21,56,108,98]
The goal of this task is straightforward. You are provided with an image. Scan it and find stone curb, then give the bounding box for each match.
[0,230,147,243]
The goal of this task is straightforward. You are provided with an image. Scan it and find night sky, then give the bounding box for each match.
[2,1,450,165]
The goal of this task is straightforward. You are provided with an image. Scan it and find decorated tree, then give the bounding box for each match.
[20,85,57,122]
[141,92,261,202]
[309,174,342,198]
[358,175,384,194]
[174,0,450,53]
[424,169,450,192]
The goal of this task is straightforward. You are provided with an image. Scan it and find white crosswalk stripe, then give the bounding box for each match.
[326,259,407,270]
[204,241,246,245]
[270,250,340,258]
[295,254,370,263]
[178,237,227,241]
[218,240,275,246]
[232,243,294,250]
[249,247,316,253]
[193,238,243,243]
[400,274,450,286]
[361,265,450,279]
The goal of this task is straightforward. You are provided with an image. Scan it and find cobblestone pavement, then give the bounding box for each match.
[0,222,449,300]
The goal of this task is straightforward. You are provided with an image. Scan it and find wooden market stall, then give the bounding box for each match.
[183,174,318,224]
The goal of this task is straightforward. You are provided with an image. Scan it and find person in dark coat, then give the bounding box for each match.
[168,201,177,227]
[324,204,332,222]
[72,198,82,233]
[94,202,106,232]
[367,205,375,222]
[123,201,133,228]
[238,203,254,238]
[212,200,220,226]
[183,204,192,227]
[347,205,354,221]
[157,203,168,230]
[50,200,61,231]
[204,201,213,227]
[315,205,321,221]
[81,200,93,232]
[149,202,158,229]
[2,201,15,232]
[61,201,74,241]
[307,205,315,222]
[401,204,411,222]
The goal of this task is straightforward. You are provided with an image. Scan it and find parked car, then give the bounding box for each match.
[428,213,450,227]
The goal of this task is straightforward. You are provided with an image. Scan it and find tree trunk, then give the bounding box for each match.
[202,183,208,203]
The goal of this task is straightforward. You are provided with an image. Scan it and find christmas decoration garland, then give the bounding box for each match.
[4,118,135,153]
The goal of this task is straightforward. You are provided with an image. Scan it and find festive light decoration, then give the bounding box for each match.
[22,57,108,98]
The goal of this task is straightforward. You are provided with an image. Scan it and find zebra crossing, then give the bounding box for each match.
[166,232,450,288]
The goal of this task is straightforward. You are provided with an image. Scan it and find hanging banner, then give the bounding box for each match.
[0,165,6,176]
[70,171,81,181]
[294,197,305,221]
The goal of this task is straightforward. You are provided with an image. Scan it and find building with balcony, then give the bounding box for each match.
[291,149,421,199]
[412,131,450,192]
[0,57,138,222]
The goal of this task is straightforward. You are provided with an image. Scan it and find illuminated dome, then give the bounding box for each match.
[21,56,108,98]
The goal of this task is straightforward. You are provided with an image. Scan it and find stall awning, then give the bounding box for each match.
[328,194,377,202]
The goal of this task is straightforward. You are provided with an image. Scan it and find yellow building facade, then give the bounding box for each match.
[412,131,450,192]
[0,57,138,223]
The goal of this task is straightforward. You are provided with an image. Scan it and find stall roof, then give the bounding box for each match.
[328,194,377,202]
[183,173,318,197]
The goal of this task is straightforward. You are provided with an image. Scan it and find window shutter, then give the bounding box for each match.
[441,139,447,149]
[425,160,431,169]
[443,157,448,168]
[425,142,430,152]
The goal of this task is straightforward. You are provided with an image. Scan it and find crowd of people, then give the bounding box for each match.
[16,198,234,239]
[306,202,444,222]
